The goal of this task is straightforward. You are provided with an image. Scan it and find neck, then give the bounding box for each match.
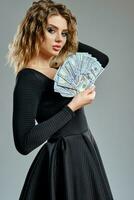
[28,52,54,69]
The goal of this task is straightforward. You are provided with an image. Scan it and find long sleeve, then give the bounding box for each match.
[78,41,109,67]
[12,71,75,155]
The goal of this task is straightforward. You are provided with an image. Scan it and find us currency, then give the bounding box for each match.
[53,52,105,97]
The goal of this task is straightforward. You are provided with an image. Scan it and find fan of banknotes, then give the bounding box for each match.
[53,52,105,97]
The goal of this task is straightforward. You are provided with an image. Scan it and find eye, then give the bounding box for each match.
[47,27,55,33]
[62,32,68,37]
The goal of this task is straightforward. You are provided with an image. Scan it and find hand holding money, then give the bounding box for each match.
[67,85,96,111]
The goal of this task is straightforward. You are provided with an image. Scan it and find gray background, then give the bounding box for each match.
[1,0,134,199]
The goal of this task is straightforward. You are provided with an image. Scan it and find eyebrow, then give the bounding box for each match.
[48,24,68,31]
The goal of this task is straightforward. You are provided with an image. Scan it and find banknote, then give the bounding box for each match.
[53,52,105,97]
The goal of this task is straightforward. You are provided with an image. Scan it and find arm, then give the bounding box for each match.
[78,41,109,68]
[12,71,75,155]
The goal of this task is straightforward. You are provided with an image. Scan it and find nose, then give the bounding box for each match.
[55,32,63,42]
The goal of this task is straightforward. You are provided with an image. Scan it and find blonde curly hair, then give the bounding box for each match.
[7,0,78,74]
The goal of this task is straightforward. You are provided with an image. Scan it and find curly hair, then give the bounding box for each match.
[7,0,78,74]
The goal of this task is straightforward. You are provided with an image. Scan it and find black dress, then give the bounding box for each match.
[12,42,114,200]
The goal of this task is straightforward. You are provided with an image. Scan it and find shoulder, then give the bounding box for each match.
[15,68,46,87]
[14,68,45,95]
[13,69,43,111]
[16,68,37,82]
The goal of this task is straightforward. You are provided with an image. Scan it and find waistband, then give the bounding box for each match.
[47,108,89,143]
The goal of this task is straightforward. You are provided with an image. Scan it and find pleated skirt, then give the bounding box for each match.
[19,128,114,200]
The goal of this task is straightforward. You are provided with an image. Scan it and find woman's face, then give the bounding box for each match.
[39,14,68,58]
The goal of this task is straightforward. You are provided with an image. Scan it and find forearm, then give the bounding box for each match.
[78,41,109,67]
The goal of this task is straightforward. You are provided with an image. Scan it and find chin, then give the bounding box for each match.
[51,51,60,56]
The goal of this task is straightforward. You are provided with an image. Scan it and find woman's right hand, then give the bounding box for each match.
[67,85,96,111]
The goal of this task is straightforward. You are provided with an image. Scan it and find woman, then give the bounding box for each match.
[8,0,114,199]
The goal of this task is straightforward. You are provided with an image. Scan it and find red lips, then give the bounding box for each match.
[52,45,62,51]
[53,45,61,48]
